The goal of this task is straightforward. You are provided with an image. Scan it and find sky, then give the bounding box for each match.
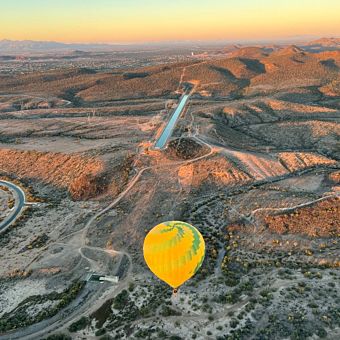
[0,0,339,43]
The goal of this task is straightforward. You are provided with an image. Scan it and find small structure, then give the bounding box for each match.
[99,276,119,284]
[87,273,119,284]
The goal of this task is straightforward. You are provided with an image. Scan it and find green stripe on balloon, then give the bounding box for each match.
[184,223,201,256]
[193,253,205,274]
[150,224,185,253]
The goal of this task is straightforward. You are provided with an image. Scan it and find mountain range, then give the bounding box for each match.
[0,37,339,54]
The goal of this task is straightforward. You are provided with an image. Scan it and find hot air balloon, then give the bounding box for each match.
[143,221,205,293]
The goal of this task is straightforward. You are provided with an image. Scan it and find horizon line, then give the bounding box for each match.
[1,35,339,46]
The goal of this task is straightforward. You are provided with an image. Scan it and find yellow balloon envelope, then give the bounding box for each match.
[143,221,205,289]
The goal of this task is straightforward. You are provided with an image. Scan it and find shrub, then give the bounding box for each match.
[95,328,106,336]
[45,334,72,340]
[113,290,129,310]
[68,316,90,332]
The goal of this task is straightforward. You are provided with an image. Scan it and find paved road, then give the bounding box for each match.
[0,180,26,233]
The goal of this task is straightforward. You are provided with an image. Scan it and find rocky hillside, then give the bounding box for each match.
[0,149,107,200]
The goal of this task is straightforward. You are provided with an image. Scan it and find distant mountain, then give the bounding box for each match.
[1,37,339,55]
[229,46,273,59]
[270,45,305,57]
[300,37,340,53]
[0,39,128,53]
[306,37,340,47]
[0,39,222,54]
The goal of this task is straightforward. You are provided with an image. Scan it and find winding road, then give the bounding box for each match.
[3,62,339,339]
[0,180,26,234]
[2,132,216,339]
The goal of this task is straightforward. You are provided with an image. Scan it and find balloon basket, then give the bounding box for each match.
[171,288,179,304]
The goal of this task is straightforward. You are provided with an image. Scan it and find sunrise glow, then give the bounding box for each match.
[1,0,339,43]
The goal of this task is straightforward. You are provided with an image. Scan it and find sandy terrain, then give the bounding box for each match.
[0,41,339,340]
[0,185,13,222]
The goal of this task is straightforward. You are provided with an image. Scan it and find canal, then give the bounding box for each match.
[155,94,190,149]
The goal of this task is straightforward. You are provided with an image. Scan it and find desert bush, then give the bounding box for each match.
[45,334,72,340]
[68,316,90,332]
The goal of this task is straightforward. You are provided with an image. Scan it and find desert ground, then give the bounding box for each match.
[0,38,339,340]
[0,184,15,223]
